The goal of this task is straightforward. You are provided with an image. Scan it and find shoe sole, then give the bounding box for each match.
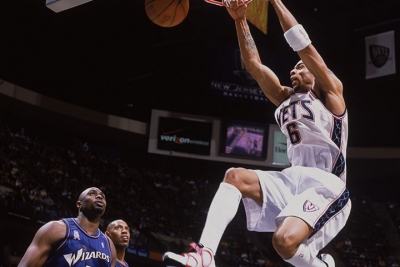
[163,252,186,267]
[320,253,335,267]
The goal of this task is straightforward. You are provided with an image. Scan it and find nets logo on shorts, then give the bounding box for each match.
[303,200,319,212]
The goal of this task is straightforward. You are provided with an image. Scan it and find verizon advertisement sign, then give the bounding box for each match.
[157,117,212,155]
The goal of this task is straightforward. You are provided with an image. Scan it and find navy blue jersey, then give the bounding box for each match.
[116,259,129,267]
[44,218,113,267]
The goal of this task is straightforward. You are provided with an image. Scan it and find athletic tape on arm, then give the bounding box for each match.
[284,24,311,51]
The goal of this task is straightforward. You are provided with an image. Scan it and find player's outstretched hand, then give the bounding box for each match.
[225,0,247,20]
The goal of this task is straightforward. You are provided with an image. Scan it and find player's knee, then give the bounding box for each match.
[272,231,298,260]
[223,167,245,188]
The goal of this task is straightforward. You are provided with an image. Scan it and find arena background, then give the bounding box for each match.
[1,0,400,266]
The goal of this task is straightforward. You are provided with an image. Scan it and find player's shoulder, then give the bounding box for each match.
[275,86,294,106]
[41,219,66,228]
[40,219,67,236]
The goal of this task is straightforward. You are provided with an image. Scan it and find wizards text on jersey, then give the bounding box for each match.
[63,248,110,266]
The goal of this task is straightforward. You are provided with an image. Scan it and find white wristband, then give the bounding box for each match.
[284,24,311,51]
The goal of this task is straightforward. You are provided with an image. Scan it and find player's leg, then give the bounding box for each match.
[272,216,331,267]
[272,166,351,267]
[274,216,341,267]
[199,167,262,250]
[163,167,261,267]
[272,216,313,260]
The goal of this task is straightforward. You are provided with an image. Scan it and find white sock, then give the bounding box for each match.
[285,243,327,267]
[199,182,242,254]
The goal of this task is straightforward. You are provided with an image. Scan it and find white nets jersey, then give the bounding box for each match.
[274,89,348,183]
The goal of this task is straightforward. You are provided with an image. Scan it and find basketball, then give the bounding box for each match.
[145,0,189,27]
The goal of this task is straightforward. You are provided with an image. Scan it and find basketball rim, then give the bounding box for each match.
[204,0,253,6]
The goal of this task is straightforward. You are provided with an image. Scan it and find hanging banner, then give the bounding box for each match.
[209,41,270,103]
[365,30,396,79]
[247,0,269,35]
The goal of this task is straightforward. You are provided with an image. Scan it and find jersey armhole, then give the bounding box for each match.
[53,219,70,253]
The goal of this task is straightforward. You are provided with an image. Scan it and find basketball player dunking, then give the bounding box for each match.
[163,0,351,267]
[18,187,117,267]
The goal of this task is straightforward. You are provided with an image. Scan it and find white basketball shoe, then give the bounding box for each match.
[163,242,216,267]
[319,253,335,267]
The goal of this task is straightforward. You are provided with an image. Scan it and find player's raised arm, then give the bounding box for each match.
[225,1,292,107]
[18,221,66,267]
[270,0,345,114]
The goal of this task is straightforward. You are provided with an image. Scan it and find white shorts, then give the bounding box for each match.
[242,165,351,256]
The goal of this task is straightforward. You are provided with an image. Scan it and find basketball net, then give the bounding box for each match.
[204,0,253,7]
